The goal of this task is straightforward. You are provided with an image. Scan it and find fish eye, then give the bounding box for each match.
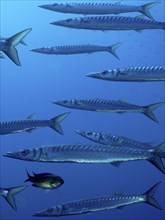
[101,70,108,75]
[21,149,29,156]
[63,100,68,104]
[66,18,72,22]
[86,131,92,136]
[47,208,53,214]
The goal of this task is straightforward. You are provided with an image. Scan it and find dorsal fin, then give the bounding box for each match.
[27,113,35,120]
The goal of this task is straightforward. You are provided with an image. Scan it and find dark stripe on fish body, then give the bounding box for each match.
[82,16,159,24]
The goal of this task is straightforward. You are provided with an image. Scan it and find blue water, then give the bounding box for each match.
[0,0,165,219]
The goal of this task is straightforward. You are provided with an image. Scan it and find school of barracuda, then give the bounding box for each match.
[0,0,165,218]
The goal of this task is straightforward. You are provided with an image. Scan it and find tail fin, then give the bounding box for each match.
[3,28,32,66]
[141,2,158,20]
[108,43,121,60]
[20,40,27,46]
[3,185,28,211]
[50,112,70,135]
[143,182,162,210]
[142,102,163,123]
[24,169,31,182]
[148,141,165,173]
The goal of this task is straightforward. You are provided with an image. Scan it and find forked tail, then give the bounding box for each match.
[140,2,158,20]
[143,182,162,210]
[142,102,164,122]
[148,141,165,173]
[108,43,121,60]
[2,185,28,211]
[2,28,32,66]
[50,112,70,135]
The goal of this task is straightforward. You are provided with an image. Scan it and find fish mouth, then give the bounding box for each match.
[3,152,17,159]
[75,130,85,136]
[86,72,99,78]
[30,48,42,53]
[50,20,64,26]
[32,212,44,217]
[38,4,52,10]
[30,48,49,54]
[51,100,60,105]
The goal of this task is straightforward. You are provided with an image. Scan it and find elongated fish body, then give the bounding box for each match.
[0,185,28,211]
[34,182,162,217]
[76,130,153,149]
[39,2,158,20]
[31,43,120,59]
[4,142,165,173]
[0,112,70,135]
[51,16,165,31]
[87,66,165,82]
[0,119,51,134]
[52,98,163,122]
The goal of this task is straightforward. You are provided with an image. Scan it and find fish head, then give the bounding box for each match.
[31,47,52,54]
[33,205,63,217]
[51,176,64,188]
[39,3,66,11]
[4,148,36,161]
[50,17,84,28]
[52,99,76,108]
[86,70,110,79]
[76,130,100,142]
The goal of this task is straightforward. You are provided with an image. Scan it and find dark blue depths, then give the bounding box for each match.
[0,1,165,220]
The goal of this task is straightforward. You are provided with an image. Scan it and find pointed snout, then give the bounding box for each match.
[32,211,43,217]
[50,20,64,27]
[30,48,41,53]
[38,4,51,10]
[86,72,99,78]
[51,100,58,104]
[50,21,59,26]
[75,129,84,135]
[3,152,16,159]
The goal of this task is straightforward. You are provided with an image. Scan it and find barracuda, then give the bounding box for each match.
[0,112,70,135]
[39,2,158,20]
[51,16,165,31]
[52,98,164,123]
[3,142,165,173]
[86,66,165,82]
[31,43,121,59]
[76,130,154,149]
[33,182,162,217]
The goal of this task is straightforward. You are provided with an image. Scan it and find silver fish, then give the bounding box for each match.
[31,43,121,59]
[39,2,158,20]
[76,130,154,149]
[86,66,165,82]
[50,16,165,31]
[3,142,165,173]
[0,112,70,135]
[0,185,28,211]
[52,98,163,122]
[0,28,31,66]
[33,182,162,217]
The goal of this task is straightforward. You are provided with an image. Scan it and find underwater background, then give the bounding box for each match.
[0,0,165,219]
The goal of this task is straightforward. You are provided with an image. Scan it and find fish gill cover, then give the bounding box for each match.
[0,0,165,220]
